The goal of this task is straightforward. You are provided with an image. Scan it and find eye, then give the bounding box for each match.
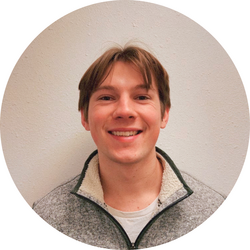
[99,96,113,101]
[137,95,150,100]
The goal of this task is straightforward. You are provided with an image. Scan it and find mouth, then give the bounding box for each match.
[108,130,142,137]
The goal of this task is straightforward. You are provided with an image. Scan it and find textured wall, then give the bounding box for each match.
[1,1,249,207]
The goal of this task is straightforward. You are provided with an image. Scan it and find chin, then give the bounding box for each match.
[109,150,144,165]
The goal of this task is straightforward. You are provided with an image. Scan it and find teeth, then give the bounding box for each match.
[111,131,139,137]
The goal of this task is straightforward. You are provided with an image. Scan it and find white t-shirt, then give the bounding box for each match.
[107,197,159,243]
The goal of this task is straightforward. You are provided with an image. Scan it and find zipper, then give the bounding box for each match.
[72,190,192,249]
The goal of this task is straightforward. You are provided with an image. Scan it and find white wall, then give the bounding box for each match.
[1,1,249,207]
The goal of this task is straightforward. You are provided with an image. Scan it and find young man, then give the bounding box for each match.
[33,45,224,249]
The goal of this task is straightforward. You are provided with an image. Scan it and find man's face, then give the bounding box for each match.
[81,61,169,165]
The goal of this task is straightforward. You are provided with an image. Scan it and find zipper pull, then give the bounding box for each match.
[131,243,136,249]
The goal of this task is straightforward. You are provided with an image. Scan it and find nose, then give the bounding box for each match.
[113,95,137,120]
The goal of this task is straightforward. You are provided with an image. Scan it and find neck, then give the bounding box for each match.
[99,150,163,211]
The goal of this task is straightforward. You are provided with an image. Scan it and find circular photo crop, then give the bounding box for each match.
[1,1,249,250]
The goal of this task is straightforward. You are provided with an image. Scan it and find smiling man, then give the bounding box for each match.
[33,45,225,249]
[81,60,168,213]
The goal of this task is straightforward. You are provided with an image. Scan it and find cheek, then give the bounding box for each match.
[88,103,105,126]
[88,110,107,143]
[142,106,162,127]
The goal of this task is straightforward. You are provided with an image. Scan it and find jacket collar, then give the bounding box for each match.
[72,147,193,211]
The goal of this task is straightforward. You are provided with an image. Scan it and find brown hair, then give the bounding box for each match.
[78,45,170,121]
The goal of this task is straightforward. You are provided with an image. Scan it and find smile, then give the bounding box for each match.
[109,131,142,137]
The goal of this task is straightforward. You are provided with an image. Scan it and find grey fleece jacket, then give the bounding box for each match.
[33,147,225,249]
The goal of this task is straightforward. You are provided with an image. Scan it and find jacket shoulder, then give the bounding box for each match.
[33,176,81,222]
[181,171,225,202]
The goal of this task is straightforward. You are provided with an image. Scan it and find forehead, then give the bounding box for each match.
[97,61,156,90]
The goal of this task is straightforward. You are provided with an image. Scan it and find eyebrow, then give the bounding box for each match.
[134,84,151,90]
[95,83,151,92]
[95,85,118,92]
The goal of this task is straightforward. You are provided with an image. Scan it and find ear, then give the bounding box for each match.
[160,108,169,129]
[80,109,90,131]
